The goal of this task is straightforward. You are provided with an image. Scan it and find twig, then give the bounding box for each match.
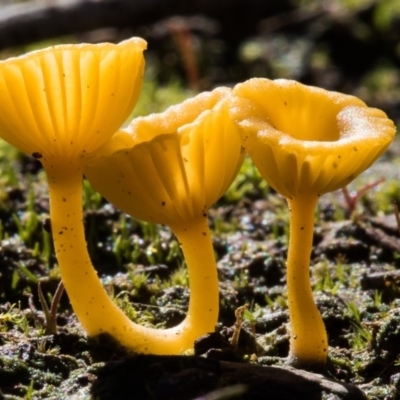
[195,384,248,400]
[230,304,248,350]
[167,17,200,91]
[341,177,385,214]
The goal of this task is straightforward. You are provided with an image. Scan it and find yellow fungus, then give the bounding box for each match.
[84,88,245,353]
[0,37,147,348]
[231,78,396,370]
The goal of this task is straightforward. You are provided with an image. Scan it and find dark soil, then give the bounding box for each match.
[1,148,400,399]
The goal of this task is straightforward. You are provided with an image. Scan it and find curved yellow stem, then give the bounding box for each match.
[170,217,220,337]
[286,194,328,370]
[44,158,218,354]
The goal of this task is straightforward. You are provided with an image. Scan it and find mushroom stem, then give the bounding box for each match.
[170,216,219,337]
[45,160,135,339]
[286,194,328,370]
[44,158,217,353]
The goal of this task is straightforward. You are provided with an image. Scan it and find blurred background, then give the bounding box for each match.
[1,0,400,124]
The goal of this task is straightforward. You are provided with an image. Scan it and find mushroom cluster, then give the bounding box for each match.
[0,41,395,366]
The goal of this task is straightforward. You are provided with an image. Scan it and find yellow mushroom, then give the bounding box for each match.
[83,87,245,353]
[230,78,396,370]
[0,37,146,341]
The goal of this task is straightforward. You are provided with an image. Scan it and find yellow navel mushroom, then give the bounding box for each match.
[230,78,396,370]
[83,87,245,353]
[0,37,146,341]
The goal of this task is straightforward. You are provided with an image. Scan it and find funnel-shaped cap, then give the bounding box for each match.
[84,88,245,225]
[0,38,146,159]
[231,78,396,198]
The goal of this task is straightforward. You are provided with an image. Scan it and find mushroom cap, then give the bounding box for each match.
[231,78,396,198]
[0,37,146,160]
[84,88,245,225]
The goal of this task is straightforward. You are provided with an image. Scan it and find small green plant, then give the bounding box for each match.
[373,290,383,308]
[127,270,151,293]
[346,301,373,350]
[112,214,134,267]
[233,269,250,291]
[24,379,35,400]
[37,281,64,335]
[394,354,400,367]
[211,213,241,236]
[0,303,29,334]
[223,156,268,203]
[165,238,182,264]
[15,262,39,285]
[12,186,41,247]
[166,264,189,288]
[39,229,53,265]
[113,292,160,327]
[314,259,337,293]
[334,258,352,286]
[82,179,103,211]
[243,303,263,335]
[36,338,61,355]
